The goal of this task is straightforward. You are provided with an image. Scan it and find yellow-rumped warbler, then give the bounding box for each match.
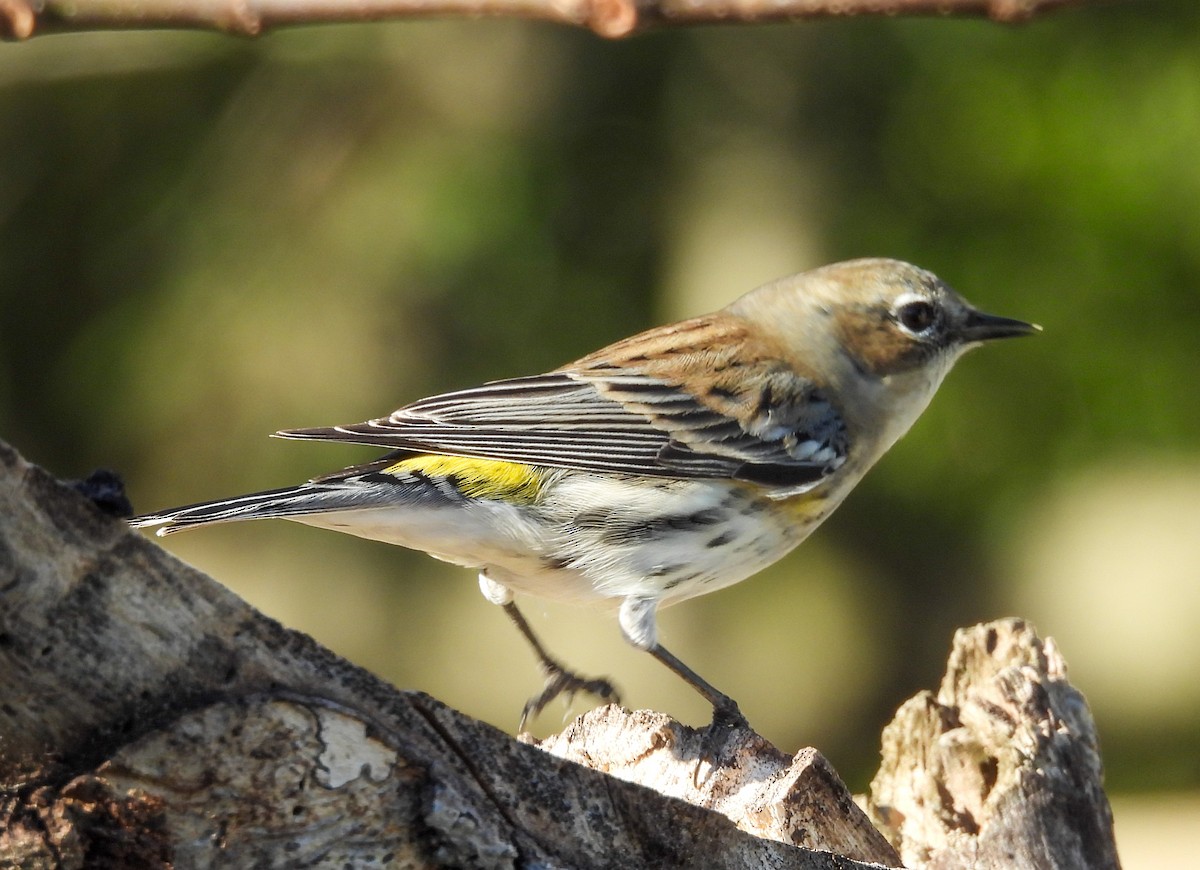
[132,258,1036,729]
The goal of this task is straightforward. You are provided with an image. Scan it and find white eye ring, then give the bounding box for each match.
[894,292,941,337]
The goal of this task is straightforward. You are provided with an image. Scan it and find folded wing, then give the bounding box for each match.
[279,315,849,492]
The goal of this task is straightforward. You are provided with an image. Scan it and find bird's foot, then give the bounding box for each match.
[692,697,749,785]
[519,664,621,732]
[708,697,749,734]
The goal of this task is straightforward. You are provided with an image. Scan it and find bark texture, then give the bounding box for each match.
[863,621,1121,869]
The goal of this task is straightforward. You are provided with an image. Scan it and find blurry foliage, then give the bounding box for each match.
[2,3,1198,796]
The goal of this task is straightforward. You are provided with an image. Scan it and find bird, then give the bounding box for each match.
[131,258,1037,731]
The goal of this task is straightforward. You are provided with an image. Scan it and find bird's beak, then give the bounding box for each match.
[961,309,1041,343]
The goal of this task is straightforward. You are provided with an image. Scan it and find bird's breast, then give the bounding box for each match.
[487,474,830,607]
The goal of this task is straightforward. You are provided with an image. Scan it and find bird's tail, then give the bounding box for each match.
[130,482,367,536]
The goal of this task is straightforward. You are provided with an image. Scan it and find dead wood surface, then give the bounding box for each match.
[863,620,1121,869]
[535,708,900,864]
[0,437,1119,868]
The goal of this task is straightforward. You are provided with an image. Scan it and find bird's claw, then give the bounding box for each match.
[519,666,621,732]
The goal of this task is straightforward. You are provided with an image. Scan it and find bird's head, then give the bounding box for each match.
[732,257,1037,377]
[815,258,1037,374]
[728,258,1039,450]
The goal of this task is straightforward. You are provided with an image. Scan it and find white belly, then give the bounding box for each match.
[291,471,830,610]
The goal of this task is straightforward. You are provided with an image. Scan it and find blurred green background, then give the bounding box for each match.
[2,3,1198,863]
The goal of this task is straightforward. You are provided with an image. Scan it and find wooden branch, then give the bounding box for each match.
[2,0,1093,42]
[0,436,1119,868]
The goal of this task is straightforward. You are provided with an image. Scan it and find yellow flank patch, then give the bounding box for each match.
[778,489,829,522]
[386,455,544,503]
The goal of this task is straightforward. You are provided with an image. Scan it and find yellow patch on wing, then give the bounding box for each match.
[386,455,544,503]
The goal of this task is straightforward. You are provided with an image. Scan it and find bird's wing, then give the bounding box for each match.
[279,314,848,490]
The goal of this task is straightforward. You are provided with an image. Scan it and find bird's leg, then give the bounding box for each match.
[619,596,749,732]
[499,602,621,730]
[479,572,620,731]
[644,643,746,731]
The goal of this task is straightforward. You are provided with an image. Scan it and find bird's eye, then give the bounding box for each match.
[896,300,939,335]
